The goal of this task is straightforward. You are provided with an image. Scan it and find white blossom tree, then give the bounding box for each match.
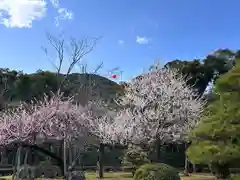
[126,67,204,161]
[94,65,206,162]
[80,100,121,178]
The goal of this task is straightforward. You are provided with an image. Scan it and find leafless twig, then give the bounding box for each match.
[42,33,101,90]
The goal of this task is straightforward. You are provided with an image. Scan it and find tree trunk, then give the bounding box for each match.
[16,145,22,180]
[184,143,190,175]
[63,139,67,178]
[184,155,190,175]
[59,140,63,160]
[156,140,161,162]
[0,147,7,164]
[69,143,72,167]
[98,143,104,179]
[12,147,17,180]
[192,163,196,173]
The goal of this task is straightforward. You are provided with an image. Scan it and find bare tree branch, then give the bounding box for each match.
[42,33,101,90]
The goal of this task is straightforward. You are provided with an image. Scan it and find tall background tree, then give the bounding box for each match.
[164,49,237,96]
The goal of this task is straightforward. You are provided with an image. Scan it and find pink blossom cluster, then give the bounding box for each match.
[0,92,89,145]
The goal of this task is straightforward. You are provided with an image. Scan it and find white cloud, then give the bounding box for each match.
[54,7,73,27]
[0,0,47,28]
[50,0,73,27]
[118,40,124,45]
[136,36,149,45]
[0,0,73,28]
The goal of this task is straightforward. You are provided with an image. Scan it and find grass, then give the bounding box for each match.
[86,172,217,180]
[86,172,133,180]
[0,172,217,180]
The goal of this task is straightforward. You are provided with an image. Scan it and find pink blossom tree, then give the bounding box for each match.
[0,92,91,179]
[0,33,119,179]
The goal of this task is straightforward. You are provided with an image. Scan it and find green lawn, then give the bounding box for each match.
[86,172,217,180]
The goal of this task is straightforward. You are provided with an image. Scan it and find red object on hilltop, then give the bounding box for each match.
[112,74,117,79]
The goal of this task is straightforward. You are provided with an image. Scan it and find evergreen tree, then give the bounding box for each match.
[187,59,240,179]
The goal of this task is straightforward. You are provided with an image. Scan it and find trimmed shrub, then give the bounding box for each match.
[122,145,150,176]
[134,163,180,180]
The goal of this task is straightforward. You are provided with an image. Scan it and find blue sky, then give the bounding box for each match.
[0,0,239,82]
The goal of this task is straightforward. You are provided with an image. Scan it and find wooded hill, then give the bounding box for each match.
[0,70,124,110]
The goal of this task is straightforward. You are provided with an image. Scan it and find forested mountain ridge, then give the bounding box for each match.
[0,70,124,110]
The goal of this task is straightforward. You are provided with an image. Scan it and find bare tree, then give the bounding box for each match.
[42,33,100,85]
[41,33,103,178]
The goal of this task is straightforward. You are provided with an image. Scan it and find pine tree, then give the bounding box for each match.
[187,59,240,179]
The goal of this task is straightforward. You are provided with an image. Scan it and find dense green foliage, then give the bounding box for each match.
[122,146,150,176]
[187,59,240,178]
[134,163,180,180]
[187,60,240,165]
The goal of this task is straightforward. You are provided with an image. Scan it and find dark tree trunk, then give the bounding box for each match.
[12,147,17,180]
[98,143,104,179]
[184,155,190,176]
[156,140,161,162]
[184,143,190,175]
[0,147,7,164]
[59,140,63,159]
[192,163,196,173]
